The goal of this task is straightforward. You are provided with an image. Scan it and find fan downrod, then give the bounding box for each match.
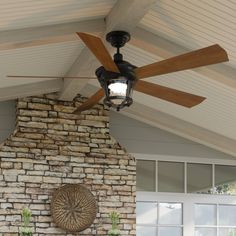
[106,31,130,48]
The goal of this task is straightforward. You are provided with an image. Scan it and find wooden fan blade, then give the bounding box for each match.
[73,88,104,114]
[134,80,206,108]
[7,75,97,79]
[135,44,228,79]
[77,32,119,73]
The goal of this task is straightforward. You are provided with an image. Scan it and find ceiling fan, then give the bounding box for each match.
[8,31,229,113]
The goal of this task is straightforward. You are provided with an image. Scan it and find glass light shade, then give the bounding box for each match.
[108,81,128,105]
[96,65,135,111]
[108,82,127,97]
[103,76,133,110]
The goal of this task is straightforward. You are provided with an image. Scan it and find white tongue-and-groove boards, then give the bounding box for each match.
[0,0,116,31]
[140,0,236,69]
[0,41,84,87]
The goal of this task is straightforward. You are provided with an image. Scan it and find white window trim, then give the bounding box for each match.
[132,153,236,166]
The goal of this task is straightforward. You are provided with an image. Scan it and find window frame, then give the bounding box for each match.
[135,153,236,194]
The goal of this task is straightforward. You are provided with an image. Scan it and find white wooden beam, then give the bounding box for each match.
[131,27,236,89]
[105,0,157,33]
[0,19,105,50]
[59,0,157,101]
[0,80,62,101]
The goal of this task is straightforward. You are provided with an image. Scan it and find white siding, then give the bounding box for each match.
[110,111,235,160]
[0,100,15,143]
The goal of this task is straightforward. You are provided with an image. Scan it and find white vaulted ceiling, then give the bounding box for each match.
[0,0,236,157]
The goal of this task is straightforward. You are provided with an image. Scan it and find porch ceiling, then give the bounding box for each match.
[0,0,236,157]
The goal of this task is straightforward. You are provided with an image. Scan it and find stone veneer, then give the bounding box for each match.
[0,94,136,235]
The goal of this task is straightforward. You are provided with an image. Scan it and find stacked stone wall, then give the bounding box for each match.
[0,94,136,235]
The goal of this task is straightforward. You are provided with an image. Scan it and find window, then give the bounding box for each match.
[187,163,212,194]
[137,160,156,192]
[195,204,217,235]
[158,161,184,193]
[137,201,183,236]
[215,165,236,195]
[195,204,236,236]
[137,160,236,195]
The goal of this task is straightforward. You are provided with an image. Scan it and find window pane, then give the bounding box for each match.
[219,228,236,236]
[195,204,216,226]
[158,161,184,193]
[137,226,156,236]
[219,205,236,226]
[159,203,182,225]
[215,165,236,195]
[195,227,216,236]
[137,202,157,224]
[187,163,212,193]
[137,160,156,191]
[158,227,182,236]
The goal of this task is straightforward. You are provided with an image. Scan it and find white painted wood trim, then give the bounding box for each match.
[132,153,236,165]
[137,191,236,203]
[105,0,156,33]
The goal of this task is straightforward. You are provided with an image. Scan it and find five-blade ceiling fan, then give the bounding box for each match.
[8,31,229,113]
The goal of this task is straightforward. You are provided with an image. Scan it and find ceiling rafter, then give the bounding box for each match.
[59,0,157,101]
[0,19,105,51]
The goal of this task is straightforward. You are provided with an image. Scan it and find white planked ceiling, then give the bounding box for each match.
[140,0,236,69]
[0,0,116,31]
[0,41,84,87]
[134,0,236,140]
[0,0,236,155]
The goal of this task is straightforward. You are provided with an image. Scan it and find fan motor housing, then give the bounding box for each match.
[96,60,137,85]
[96,60,137,111]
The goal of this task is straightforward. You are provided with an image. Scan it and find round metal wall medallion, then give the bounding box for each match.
[51,184,97,232]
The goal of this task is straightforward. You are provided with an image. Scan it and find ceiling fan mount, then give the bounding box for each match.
[106,31,130,49]
[106,31,131,63]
